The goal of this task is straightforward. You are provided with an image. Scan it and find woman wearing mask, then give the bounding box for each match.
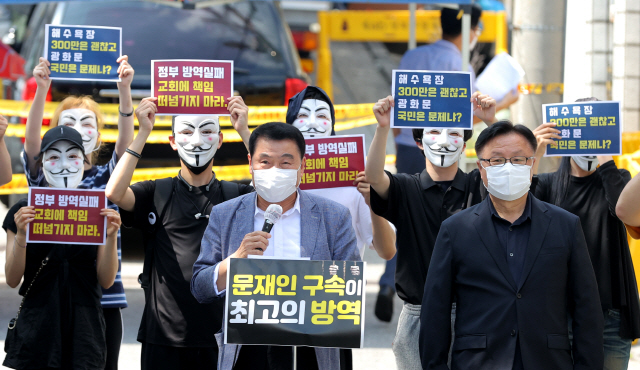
[532,98,640,370]
[3,125,121,370]
[22,56,134,370]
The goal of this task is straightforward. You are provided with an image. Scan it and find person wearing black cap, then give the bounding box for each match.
[366,94,498,369]
[0,114,10,186]
[3,125,122,370]
[105,96,253,370]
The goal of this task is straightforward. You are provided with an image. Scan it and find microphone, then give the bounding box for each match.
[262,204,283,233]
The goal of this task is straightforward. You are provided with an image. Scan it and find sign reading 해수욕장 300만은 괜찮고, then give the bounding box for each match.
[299,135,366,191]
[26,188,107,246]
[44,24,121,82]
[151,59,234,116]
[543,101,622,156]
[391,70,473,130]
[225,258,366,349]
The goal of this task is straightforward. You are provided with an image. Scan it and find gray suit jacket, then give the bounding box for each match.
[191,191,361,370]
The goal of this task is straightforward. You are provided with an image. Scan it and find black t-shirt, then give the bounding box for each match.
[370,169,485,304]
[535,161,632,310]
[120,176,253,347]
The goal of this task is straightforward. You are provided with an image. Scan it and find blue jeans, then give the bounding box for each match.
[603,309,632,370]
[569,309,631,370]
[379,254,397,290]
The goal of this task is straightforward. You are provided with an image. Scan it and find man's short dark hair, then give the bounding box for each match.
[475,120,537,158]
[412,128,473,143]
[249,122,306,159]
[441,6,482,37]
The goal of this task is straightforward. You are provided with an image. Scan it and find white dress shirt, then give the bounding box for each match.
[213,192,302,295]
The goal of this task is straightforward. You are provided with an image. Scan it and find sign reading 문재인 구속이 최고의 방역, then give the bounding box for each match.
[225,258,366,349]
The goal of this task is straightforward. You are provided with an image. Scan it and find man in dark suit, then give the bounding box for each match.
[420,121,604,370]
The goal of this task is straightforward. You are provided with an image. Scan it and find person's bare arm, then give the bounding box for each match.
[105,97,157,212]
[366,96,394,200]
[355,171,396,260]
[114,56,135,159]
[5,206,34,288]
[0,115,11,186]
[24,58,52,173]
[95,209,121,289]
[531,122,562,175]
[228,96,250,151]
[617,173,640,227]
[471,92,497,126]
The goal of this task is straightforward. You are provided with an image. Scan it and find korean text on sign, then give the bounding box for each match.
[151,59,234,116]
[26,188,107,246]
[299,135,366,191]
[225,259,366,349]
[44,24,121,82]
[391,70,473,130]
[543,101,622,156]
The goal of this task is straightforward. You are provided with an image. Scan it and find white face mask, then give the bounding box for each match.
[293,99,332,138]
[252,164,300,203]
[422,128,465,167]
[59,108,99,155]
[173,115,220,171]
[470,34,478,50]
[43,141,84,189]
[482,162,532,201]
[572,156,598,172]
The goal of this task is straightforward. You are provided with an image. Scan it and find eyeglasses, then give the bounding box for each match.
[479,156,534,167]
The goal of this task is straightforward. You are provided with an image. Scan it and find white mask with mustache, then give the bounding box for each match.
[422,128,465,168]
[173,115,220,173]
[59,108,99,155]
[572,155,599,172]
[43,140,84,188]
[293,99,332,138]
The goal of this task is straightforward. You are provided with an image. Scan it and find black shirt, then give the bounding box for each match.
[370,168,486,304]
[3,199,106,369]
[534,161,632,310]
[489,194,532,285]
[120,176,253,347]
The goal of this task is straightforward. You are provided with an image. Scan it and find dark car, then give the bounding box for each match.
[7,1,309,171]
[17,1,309,105]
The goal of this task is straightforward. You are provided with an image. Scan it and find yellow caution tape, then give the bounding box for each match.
[0,99,375,128]
[0,164,252,195]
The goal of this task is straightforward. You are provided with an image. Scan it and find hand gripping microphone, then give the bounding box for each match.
[262,204,283,233]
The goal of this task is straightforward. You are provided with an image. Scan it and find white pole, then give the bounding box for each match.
[293,346,297,370]
[409,3,417,50]
[461,10,471,73]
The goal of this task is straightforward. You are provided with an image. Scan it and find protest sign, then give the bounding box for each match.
[44,24,121,82]
[391,70,473,130]
[151,59,234,116]
[543,101,622,156]
[26,188,107,245]
[225,258,366,348]
[299,135,366,191]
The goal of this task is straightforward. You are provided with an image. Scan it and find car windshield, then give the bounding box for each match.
[61,1,289,77]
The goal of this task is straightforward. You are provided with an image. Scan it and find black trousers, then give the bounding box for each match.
[102,307,123,370]
[141,342,218,370]
[233,345,319,370]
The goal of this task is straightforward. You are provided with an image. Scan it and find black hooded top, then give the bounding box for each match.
[286,85,336,136]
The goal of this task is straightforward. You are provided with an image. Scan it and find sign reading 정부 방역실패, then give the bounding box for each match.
[26,188,107,246]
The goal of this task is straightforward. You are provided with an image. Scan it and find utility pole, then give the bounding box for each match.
[612,0,640,132]
[510,0,567,172]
